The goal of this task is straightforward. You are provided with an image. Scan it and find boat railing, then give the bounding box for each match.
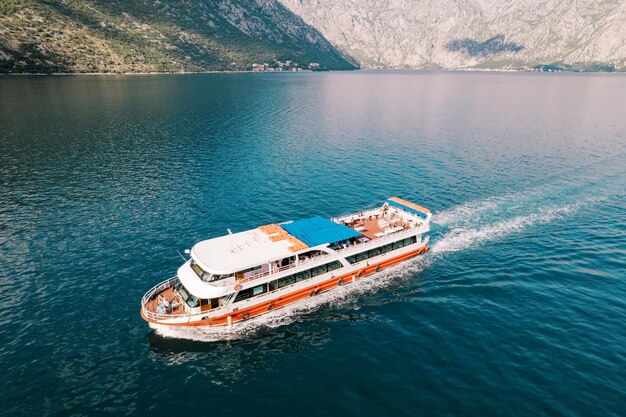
[144,305,224,323]
[141,286,221,322]
[141,276,178,305]
[334,224,428,255]
[141,276,184,321]
[143,307,190,322]
[333,208,381,224]
[237,253,333,284]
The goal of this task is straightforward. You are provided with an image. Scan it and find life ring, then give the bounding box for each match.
[357,270,364,278]
[309,288,321,297]
[234,284,242,291]
[337,278,344,286]
[242,311,250,320]
[425,245,430,252]
[375,265,381,272]
[267,303,274,311]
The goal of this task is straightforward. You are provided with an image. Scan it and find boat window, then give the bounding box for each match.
[210,273,234,282]
[234,284,267,302]
[252,285,265,296]
[346,251,368,264]
[347,239,416,264]
[328,261,342,271]
[266,260,345,292]
[190,259,211,281]
[356,251,369,262]
[278,274,296,288]
[280,256,296,267]
[176,283,199,308]
[200,298,221,309]
[233,288,252,302]
[381,243,394,253]
[238,265,262,275]
[236,265,264,280]
[310,264,328,277]
[295,269,311,281]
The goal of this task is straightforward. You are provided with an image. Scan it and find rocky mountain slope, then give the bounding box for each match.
[0,0,356,74]
[280,0,626,71]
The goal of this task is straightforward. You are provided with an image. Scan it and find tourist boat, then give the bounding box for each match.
[140,197,432,328]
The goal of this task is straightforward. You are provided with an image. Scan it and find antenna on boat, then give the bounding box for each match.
[176,250,188,261]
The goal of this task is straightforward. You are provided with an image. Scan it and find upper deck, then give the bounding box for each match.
[191,228,296,275]
[190,197,431,277]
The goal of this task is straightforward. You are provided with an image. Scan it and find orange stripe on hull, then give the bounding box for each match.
[143,244,430,327]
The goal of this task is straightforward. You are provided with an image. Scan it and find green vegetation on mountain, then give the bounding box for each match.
[0,0,357,74]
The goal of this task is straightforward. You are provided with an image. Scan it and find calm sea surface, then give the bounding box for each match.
[0,71,625,416]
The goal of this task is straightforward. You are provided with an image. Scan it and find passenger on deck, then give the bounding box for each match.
[158,295,172,312]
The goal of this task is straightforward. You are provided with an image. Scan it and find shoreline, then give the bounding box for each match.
[0,68,623,77]
[0,69,311,77]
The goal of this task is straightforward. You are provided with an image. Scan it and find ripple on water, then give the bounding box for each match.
[1,72,625,417]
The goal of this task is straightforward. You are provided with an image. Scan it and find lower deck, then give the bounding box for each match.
[143,240,430,327]
[144,287,187,316]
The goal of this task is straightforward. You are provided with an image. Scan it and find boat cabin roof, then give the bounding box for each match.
[191,228,297,275]
[281,216,361,247]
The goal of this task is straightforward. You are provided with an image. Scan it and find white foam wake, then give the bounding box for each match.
[432,203,581,253]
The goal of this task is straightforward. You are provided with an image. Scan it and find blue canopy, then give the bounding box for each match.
[282,216,361,247]
[386,199,428,219]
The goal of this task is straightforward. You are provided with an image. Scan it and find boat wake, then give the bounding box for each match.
[155,186,601,342]
[430,175,615,254]
[431,203,581,253]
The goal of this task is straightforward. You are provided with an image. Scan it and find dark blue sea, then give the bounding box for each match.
[0,71,625,416]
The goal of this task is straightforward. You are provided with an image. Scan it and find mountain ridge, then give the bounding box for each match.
[279,0,626,71]
[2,0,624,74]
[0,0,357,74]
